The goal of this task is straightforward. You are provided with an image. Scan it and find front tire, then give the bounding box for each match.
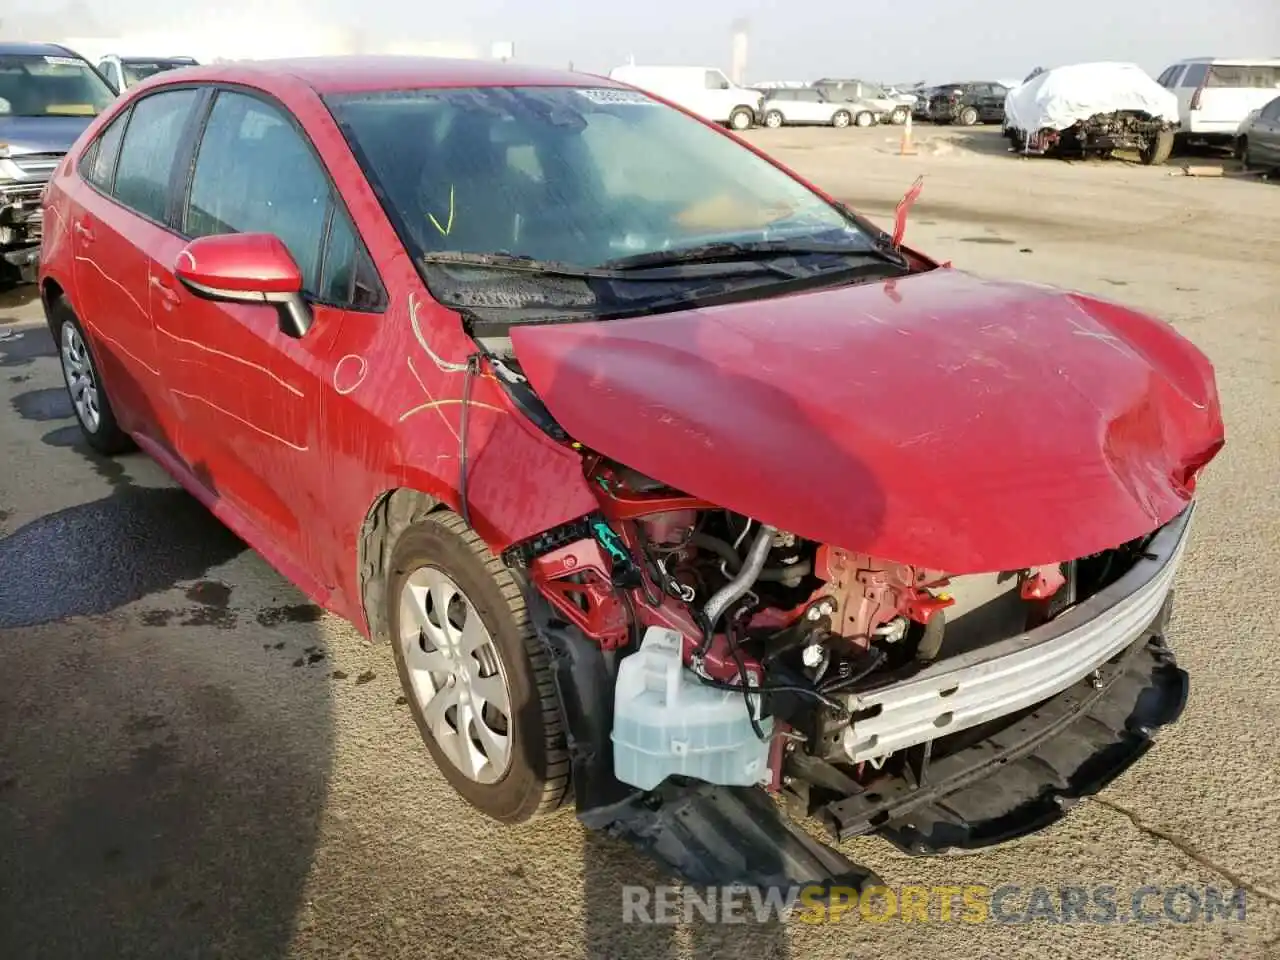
[831,110,851,128]
[387,510,570,823]
[728,107,754,131]
[890,106,908,125]
[52,299,134,455]
[958,106,979,126]
[764,109,784,129]
[1140,128,1174,166]
[854,111,875,128]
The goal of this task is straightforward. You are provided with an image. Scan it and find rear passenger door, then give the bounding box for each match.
[69,86,203,454]
[790,89,829,124]
[155,87,383,580]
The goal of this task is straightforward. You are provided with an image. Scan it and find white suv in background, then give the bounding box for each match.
[1156,57,1280,145]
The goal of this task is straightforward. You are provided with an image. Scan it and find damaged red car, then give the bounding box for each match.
[38,57,1224,891]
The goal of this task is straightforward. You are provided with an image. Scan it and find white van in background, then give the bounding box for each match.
[607,65,763,130]
[1156,57,1280,144]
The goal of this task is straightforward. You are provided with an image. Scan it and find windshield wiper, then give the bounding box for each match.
[421,251,625,279]
[421,249,803,281]
[600,239,907,271]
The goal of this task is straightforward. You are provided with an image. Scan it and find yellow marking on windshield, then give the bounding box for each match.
[428,184,455,237]
[46,104,97,116]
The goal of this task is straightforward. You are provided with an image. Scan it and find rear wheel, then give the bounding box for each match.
[728,107,754,131]
[387,510,570,823]
[764,109,784,129]
[52,300,134,455]
[1140,128,1174,166]
[854,111,875,128]
[958,105,979,126]
[831,110,851,128]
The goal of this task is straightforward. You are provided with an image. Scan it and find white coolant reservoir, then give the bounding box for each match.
[611,626,773,790]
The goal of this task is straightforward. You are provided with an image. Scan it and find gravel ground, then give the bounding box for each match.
[0,124,1277,960]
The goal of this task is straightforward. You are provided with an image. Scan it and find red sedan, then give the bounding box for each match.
[38,57,1224,889]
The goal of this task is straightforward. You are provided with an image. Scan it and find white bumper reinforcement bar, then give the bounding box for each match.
[842,503,1195,763]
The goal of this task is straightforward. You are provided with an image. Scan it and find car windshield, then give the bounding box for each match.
[121,60,192,85]
[326,85,868,272]
[0,53,116,118]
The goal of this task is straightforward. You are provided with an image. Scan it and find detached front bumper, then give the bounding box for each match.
[1,182,45,281]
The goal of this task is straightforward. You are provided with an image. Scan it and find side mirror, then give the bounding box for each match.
[175,233,312,337]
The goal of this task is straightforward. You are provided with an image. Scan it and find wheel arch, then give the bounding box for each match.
[356,487,444,642]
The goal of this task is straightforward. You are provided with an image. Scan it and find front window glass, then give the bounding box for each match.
[186,91,332,293]
[0,53,116,118]
[327,85,864,269]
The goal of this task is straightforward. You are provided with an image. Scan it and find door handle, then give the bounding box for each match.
[73,220,95,242]
[149,275,181,308]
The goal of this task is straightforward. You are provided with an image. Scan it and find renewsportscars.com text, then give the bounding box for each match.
[621,884,1249,925]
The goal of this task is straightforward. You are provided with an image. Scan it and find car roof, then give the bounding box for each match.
[159,56,619,96]
[1174,57,1280,66]
[0,41,83,59]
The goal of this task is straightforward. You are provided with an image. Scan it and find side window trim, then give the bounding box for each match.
[178,82,387,314]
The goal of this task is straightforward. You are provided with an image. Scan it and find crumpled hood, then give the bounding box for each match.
[510,268,1224,574]
[0,116,93,156]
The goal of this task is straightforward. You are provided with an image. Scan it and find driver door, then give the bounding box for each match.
[153,87,366,580]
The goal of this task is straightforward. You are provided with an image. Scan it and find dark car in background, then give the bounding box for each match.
[0,41,115,281]
[927,81,1010,125]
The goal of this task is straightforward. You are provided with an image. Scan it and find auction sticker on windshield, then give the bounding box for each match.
[576,88,655,105]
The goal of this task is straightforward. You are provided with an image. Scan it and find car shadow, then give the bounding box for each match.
[0,319,335,960]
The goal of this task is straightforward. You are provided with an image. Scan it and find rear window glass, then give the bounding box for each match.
[1207,65,1280,89]
[0,53,115,118]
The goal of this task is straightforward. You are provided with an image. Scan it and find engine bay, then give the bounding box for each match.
[505,455,1155,812]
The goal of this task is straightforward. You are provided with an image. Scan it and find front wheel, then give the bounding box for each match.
[387,510,570,823]
[889,106,908,125]
[958,106,979,126]
[728,107,754,131]
[854,111,875,128]
[1140,129,1174,166]
[52,300,134,455]
[831,110,851,128]
[764,109,785,129]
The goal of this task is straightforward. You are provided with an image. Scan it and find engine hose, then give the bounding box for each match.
[703,525,776,630]
[689,533,813,582]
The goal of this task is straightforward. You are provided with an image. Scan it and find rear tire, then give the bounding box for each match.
[958,106,979,126]
[763,109,784,129]
[51,299,134,456]
[728,107,754,131]
[831,110,851,128]
[387,510,570,823]
[1140,128,1174,166]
